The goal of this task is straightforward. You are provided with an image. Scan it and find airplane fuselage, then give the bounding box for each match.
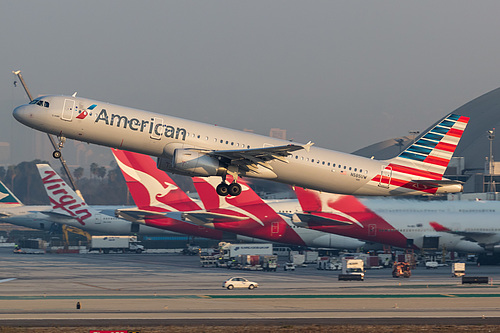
[13,95,462,196]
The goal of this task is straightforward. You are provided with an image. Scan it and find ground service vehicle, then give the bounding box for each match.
[284,262,296,271]
[425,261,439,269]
[89,236,145,253]
[217,242,273,267]
[260,255,278,271]
[392,262,411,278]
[452,262,466,277]
[222,277,258,290]
[338,258,364,281]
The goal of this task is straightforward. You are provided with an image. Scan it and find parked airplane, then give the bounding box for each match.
[0,180,57,232]
[190,175,365,249]
[292,187,490,253]
[111,149,238,241]
[14,95,468,197]
[34,164,182,236]
[113,149,364,249]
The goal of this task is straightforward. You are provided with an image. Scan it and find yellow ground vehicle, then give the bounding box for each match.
[392,262,411,278]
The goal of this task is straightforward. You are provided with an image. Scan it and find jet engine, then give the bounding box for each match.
[170,149,223,176]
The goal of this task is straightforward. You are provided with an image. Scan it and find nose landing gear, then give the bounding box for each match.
[52,135,66,159]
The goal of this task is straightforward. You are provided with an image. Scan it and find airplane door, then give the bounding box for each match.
[271,221,279,234]
[150,117,164,140]
[368,224,377,236]
[61,99,75,121]
[378,165,392,188]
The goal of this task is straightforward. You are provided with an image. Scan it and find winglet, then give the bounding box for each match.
[429,221,451,232]
[303,141,314,152]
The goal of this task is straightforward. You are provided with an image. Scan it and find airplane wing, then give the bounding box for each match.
[182,212,248,225]
[0,212,13,218]
[429,221,496,244]
[206,142,314,171]
[293,212,354,227]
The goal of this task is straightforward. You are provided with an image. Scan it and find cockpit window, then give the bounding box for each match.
[29,99,49,108]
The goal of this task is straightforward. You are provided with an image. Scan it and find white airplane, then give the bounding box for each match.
[113,149,365,249]
[292,187,495,253]
[14,95,468,197]
[33,163,182,236]
[0,180,56,232]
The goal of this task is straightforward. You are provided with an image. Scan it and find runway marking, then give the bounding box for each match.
[74,282,122,291]
[0,293,499,300]
[0,278,16,284]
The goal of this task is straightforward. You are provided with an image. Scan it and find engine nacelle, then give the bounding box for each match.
[171,149,222,176]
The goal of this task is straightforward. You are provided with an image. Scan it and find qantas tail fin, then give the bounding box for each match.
[388,113,469,179]
[0,181,23,206]
[111,149,201,212]
[192,176,282,227]
[36,164,96,226]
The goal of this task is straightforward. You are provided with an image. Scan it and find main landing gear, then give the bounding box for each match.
[52,135,66,159]
[216,181,242,197]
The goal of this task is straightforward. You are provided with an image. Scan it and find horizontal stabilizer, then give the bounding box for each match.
[115,209,167,222]
[40,210,77,220]
[294,212,354,226]
[411,179,463,187]
[182,212,248,225]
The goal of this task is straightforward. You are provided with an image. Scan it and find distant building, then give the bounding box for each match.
[0,142,10,165]
[270,128,286,140]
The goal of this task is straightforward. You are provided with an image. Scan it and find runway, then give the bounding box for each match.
[0,248,499,327]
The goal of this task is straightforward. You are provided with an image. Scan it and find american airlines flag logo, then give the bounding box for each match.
[75,104,96,119]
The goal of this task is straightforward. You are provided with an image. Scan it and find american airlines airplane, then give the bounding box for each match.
[113,149,365,249]
[293,187,494,253]
[13,95,468,197]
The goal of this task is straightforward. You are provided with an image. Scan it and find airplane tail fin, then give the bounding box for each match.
[388,113,470,179]
[111,149,201,212]
[36,164,96,226]
[0,181,23,206]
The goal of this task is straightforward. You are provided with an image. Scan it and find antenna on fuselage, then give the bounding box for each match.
[12,70,84,201]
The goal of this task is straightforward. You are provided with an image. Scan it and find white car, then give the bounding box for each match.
[222,277,258,290]
[284,262,296,271]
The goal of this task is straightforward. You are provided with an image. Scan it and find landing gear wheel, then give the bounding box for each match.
[52,150,62,159]
[216,183,229,196]
[228,183,242,196]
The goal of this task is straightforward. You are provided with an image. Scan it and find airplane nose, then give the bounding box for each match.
[13,104,32,125]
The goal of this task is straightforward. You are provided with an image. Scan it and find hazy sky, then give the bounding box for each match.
[2,1,500,166]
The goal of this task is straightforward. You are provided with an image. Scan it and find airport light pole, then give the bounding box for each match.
[488,129,495,192]
[409,131,420,144]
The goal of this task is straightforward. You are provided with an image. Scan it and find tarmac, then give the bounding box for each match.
[0,247,499,327]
